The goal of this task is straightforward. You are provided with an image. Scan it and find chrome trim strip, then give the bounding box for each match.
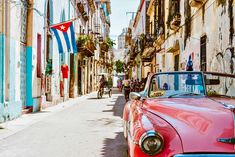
[174,155,235,157]
[127,131,138,145]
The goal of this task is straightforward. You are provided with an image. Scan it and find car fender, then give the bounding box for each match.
[128,107,183,157]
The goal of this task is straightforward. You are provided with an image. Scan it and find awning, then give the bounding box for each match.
[142,47,155,58]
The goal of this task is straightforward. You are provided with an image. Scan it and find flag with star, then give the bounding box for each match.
[50,21,77,53]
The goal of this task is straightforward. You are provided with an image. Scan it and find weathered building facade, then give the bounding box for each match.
[125,0,235,85]
[154,0,235,73]
[0,0,112,123]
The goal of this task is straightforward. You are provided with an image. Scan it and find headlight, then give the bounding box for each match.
[139,130,164,156]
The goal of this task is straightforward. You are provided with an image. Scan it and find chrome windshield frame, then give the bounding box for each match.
[147,71,206,98]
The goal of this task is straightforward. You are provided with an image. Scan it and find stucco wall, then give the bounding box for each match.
[184,0,235,72]
[133,1,148,38]
[31,0,46,99]
[162,0,235,73]
[0,2,23,122]
[0,1,2,33]
[31,0,76,102]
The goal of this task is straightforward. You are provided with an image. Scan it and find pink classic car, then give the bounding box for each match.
[123,71,235,157]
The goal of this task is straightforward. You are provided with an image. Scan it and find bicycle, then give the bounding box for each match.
[97,84,112,99]
[97,86,104,99]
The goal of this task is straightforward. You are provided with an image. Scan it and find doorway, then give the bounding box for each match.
[200,35,207,71]
[77,64,82,95]
[174,54,179,71]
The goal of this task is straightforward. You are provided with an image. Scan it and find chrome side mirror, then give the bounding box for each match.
[129,92,141,101]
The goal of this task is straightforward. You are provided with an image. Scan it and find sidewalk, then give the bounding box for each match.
[0,92,94,141]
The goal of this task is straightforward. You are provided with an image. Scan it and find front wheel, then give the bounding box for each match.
[109,90,112,98]
[97,90,102,99]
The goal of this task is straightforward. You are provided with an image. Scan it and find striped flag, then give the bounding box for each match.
[50,21,77,53]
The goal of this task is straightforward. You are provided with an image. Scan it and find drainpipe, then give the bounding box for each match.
[44,0,48,70]
[42,0,48,103]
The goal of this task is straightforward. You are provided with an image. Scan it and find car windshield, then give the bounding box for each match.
[149,72,205,98]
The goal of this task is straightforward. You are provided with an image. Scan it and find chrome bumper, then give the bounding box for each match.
[174,155,235,157]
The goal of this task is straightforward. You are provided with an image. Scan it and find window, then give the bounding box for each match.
[171,0,180,15]
[174,54,179,71]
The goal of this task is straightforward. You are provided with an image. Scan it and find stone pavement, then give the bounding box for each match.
[0,93,91,141]
[0,88,128,157]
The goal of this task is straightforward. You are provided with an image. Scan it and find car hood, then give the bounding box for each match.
[144,97,235,153]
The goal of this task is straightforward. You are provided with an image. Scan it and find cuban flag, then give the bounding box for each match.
[50,21,77,53]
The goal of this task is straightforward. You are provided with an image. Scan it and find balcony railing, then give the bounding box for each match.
[153,27,165,49]
[189,0,206,8]
[170,13,181,30]
[77,2,89,21]
[76,35,96,57]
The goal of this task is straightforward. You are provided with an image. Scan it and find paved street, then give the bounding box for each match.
[0,89,127,157]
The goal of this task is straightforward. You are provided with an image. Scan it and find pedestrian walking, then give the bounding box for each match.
[123,75,130,102]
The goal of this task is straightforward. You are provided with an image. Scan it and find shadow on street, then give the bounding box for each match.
[101,132,128,157]
[102,96,125,118]
[101,88,128,157]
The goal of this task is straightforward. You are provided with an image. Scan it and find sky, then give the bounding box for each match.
[110,0,139,47]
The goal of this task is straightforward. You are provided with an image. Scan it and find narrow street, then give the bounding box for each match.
[0,89,127,157]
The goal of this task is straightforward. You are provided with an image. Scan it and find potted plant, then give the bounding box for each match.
[76,35,89,48]
[45,59,53,76]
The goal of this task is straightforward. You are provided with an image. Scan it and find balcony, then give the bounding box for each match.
[170,13,181,30]
[139,34,155,59]
[87,0,96,13]
[77,2,89,21]
[100,42,109,52]
[144,34,154,47]
[189,0,206,8]
[76,35,96,57]
[154,35,164,48]
[167,40,180,53]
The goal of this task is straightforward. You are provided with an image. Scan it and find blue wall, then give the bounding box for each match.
[26,47,33,107]
[0,34,4,103]
[0,33,5,122]
[9,39,16,100]
[32,98,39,112]
[0,36,22,123]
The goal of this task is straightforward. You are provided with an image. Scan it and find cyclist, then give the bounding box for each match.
[99,75,106,92]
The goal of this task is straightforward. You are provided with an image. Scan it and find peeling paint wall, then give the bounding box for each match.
[160,0,235,73]
[184,0,235,72]
[159,0,235,96]
[0,1,23,122]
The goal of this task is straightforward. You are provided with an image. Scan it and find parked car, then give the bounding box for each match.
[123,71,235,157]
